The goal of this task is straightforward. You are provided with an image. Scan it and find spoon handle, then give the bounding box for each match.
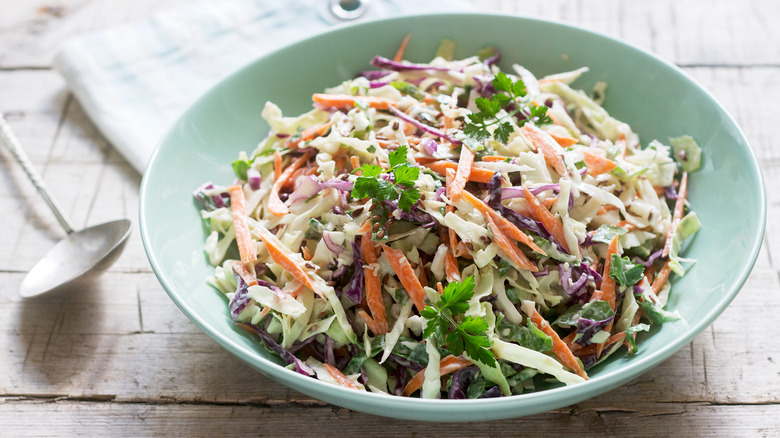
[0,114,75,234]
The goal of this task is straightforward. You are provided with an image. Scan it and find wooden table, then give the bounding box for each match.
[2,1,778,435]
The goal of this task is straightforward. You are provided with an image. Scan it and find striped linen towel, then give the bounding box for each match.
[53,0,473,173]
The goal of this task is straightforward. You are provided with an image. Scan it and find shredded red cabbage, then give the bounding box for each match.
[247,167,262,190]
[241,323,314,377]
[371,56,450,72]
[574,312,615,346]
[343,239,364,303]
[323,231,344,256]
[447,366,478,399]
[229,271,251,322]
[388,106,462,144]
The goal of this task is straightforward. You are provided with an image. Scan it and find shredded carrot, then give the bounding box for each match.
[663,171,688,257]
[285,120,335,149]
[529,308,588,379]
[445,168,459,256]
[461,191,546,255]
[288,283,306,298]
[449,145,475,202]
[614,220,638,231]
[589,289,604,303]
[232,262,258,287]
[542,197,557,209]
[653,185,665,196]
[362,231,388,334]
[403,355,472,396]
[312,93,395,110]
[393,33,412,62]
[486,214,538,272]
[254,225,321,297]
[582,149,617,176]
[652,260,672,295]
[356,220,372,234]
[522,186,570,253]
[301,245,312,261]
[350,155,361,171]
[597,204,618,215]
[444,249,460,283]
[358,309,383,337]
[481,155,510,162]
[549,131,579,147]
[436,282,444,294]
[323,363,361,390]
[520,125,567,176]
[229,185,258,267]
[597,235,620,357]
[424,160,494,183]
[382,244,428,312]
[268,152,313,216]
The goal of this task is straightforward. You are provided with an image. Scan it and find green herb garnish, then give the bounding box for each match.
[350,145,421,212]
[463,72,552,144]
[609,255,645,288]
[420,276,497,366]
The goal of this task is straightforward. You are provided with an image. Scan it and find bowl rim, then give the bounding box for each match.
[139,11,767,421]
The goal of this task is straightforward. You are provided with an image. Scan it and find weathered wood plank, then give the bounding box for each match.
[1,0,779,69]
[0,401,778,436]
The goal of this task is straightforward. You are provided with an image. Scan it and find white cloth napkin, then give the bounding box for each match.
[53,0,473,173]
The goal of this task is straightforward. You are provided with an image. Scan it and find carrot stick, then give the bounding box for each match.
[403,355,472,396]
[356,220,372,234]
[597,235,620,357]
[323,363,361,390]
[597,204,618,215]
[529,308,588,379]
[444,250,460,282]
[267,152,313,216]
[486,214,538,272]
[549,131,578,147]
[424,160,494,183]
[285,120,335,149]
[520,125,567,176]
[445,168,459,256]
[393,33,412,62]
[312,93,395,110]
[357,309,383,337]
[254,225,322,297]
[382,244,428,312]
[481,155,510,162]
[301,245,313,261]
[229,185,258,266]
[450,145,475,202]
[652,260,672,295]
[362,232,388,334]
[460,191,546,255]
[663,171,688,257]
[582,149,617,176]
[522,186,570,253]
[232,262,258,287]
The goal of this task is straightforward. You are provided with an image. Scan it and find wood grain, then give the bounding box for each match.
[1,0,779,435]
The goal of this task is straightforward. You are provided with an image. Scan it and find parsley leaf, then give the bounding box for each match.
[609,255,645,287]
[349,145,421,212]
[420,276,497,367]
[462,71,551,145]
[388,145,408,168]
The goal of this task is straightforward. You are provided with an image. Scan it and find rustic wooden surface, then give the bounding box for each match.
[1,0,779,436]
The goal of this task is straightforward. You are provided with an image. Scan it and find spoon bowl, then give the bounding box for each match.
[19,219,132,298]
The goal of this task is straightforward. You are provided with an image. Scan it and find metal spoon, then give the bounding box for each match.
[0,114,131,299]
[329,0,369,21]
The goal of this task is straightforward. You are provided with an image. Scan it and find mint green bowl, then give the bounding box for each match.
[139,13,765,421]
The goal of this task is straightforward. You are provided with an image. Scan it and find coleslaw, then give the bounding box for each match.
[194,39,701,398]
